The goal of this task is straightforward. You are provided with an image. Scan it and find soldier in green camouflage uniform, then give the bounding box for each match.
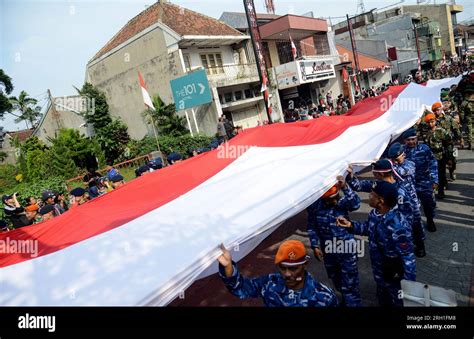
[459,89,473,150]
[425,113,448,199]
[432,102,461,181]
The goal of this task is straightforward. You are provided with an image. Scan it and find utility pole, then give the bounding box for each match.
[244,0,273,123]
[413,22,422,72]
[347,14,361,91]
[265,0,275,14]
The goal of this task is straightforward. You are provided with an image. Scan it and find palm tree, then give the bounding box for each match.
[9,90,42,129]
[141,95,188,137]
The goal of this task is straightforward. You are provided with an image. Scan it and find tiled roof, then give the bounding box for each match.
[91,1,243,62]
[6,129,34,141]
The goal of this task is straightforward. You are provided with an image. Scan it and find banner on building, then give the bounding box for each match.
[275,59,336,89]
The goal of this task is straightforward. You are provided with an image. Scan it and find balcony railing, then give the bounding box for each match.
[205,63,259,86]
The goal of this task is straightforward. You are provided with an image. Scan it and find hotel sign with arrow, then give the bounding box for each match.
[170,69,212,110]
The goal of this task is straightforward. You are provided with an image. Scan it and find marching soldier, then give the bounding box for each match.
[432,102,461,181]
[217,240,338,307]
[401,128,438,232]
[307,175,362,306]
[425,113,449,199]
[347,160,424,257]
[387,143,426,256]
[337,181,416,307]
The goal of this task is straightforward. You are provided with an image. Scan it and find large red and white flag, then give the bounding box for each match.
[138,71,155,110]
[0,76,462,306]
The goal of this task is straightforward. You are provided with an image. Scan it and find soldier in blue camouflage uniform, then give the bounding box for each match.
[337,181,416,307]
[387,143,426,257]
[217,241,338,307]
[401,128,439,232]
[347,160,424,257]
[307,175,362,306]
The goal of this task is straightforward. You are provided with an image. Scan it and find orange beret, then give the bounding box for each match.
[274,240,308,266]
[322,184,339,199]
[425,113,436,123]
[25,204,39,212]
[431,102,442,111]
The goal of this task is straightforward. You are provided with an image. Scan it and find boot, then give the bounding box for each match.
[426,219,437,232]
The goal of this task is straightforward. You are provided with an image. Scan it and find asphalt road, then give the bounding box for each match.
[171,150,474,307]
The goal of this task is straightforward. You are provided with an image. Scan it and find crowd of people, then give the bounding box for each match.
[216,68,473,307]
[2,59,472,306]
[0,134,233,231]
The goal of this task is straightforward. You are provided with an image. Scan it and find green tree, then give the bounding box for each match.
[49,141,78,178]
[17,136,48,178]
[94,119,130,163]
[142,95,188,137]
[0,164,18,194]
[0,69,13,118]
[0,151,7,162]
[9,90,42,128]
[76,83,130,163]
[25,149,51,182]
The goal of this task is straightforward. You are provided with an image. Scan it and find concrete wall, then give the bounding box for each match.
[1,134,17,165]
[366,69,392,89]
[34,104,88,146]
[181,45,237,70]
[267,40,280,67]
[337,38,389,63]
[86,28,185,140]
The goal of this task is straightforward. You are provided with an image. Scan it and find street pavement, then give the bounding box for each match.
[171,150,473,307]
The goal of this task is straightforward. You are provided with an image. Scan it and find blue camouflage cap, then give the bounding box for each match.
[371,181,398,208]
[372,159,393,173]
[401,128,417,140]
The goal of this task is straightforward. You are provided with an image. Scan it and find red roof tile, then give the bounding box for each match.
[7,129,34,142]
[91,2,243,62]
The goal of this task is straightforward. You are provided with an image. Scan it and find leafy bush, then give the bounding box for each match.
[0,164,18,195]
[0,176,68,209]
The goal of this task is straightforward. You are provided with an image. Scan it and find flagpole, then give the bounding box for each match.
[150,113,162,154]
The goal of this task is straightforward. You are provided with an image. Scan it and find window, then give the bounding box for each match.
[244,89,252,99]
[200,53,224,75]
[183,54,191,72]
[224,92,233,103]
[234,90,243,101]
[276,41,298,65]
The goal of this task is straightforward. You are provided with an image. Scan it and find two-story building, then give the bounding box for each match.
[221,12,348,112]
[86,0,270,139]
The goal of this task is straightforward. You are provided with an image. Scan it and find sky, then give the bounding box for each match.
[1,0,473,131]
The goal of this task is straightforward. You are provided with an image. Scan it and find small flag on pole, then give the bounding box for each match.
[138,71,155,110]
